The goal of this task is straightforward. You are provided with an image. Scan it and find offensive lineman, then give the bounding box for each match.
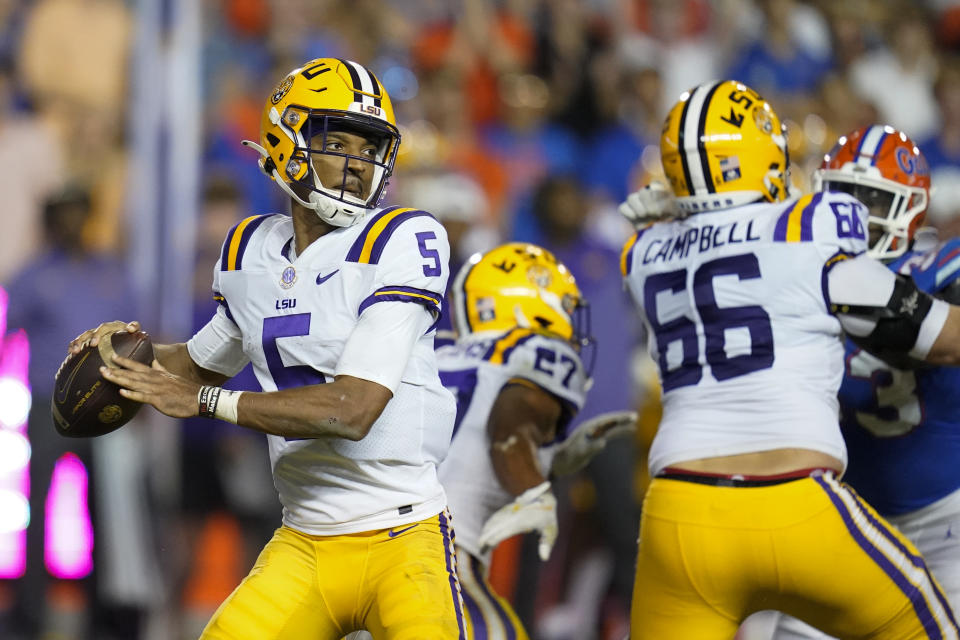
[66,59,465,639]
[620,80,960,637]
[436,243,636,639]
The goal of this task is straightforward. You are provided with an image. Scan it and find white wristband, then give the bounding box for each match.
[214,389,242,424]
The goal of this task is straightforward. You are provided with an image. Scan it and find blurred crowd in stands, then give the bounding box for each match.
[3,0,960,638]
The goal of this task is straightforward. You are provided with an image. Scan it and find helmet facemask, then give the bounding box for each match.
[817,171,928,262]
[278,110,399,227]
[247,59,402,227]
[814,125,931,262]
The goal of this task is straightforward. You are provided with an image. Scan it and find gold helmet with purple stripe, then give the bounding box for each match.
[243,58,400,227]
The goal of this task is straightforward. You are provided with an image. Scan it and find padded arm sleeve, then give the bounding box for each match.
[827,254,949,360]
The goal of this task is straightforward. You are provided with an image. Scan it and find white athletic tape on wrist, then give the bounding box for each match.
[197,386,242,424]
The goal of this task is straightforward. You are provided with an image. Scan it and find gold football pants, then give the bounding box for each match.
[200,511,466,639]
[632,473,959,639]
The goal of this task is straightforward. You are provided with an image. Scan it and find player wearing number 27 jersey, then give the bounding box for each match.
[620,81,960,639]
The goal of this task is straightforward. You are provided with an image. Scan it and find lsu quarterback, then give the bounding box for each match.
[619,80,960,638]
[765,128,960,640]
[67,59,466,639]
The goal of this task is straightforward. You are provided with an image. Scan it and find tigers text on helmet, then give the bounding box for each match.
[241,58,401,227]
[451,243,593,358]
[661,80,789,215]
[813,125,930,261]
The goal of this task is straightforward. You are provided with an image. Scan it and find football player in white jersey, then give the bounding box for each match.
[619,80,960,638]
[433,243,635,639]
[66,58,466,639]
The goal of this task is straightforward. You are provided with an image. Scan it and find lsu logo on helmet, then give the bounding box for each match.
[661,80,790,214]
[451,243,591,349]
[243,58,401,228]
[814,125,930,261]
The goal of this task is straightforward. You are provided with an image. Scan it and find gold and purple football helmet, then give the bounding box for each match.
[451,243,592,351]
[243,58,400,227]
[661,80,790,214]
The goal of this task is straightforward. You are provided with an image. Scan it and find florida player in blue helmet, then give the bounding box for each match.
[763,127,960,640]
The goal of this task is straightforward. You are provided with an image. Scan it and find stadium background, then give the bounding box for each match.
[1,0,960,638]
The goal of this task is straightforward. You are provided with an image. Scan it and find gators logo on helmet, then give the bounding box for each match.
[814,125,930,261]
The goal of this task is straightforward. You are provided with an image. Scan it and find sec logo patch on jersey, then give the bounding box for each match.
[280,266,297,289]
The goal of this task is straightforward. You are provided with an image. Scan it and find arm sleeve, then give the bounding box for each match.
[186,306,250,377]
[336,300,435,394]
[359,213,450,323]
[827,253,949,360]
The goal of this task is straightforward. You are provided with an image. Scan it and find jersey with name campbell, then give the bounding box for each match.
[436,329,588,561]
[840,238,960,515]
[621,192,869,475]
[193,206,456,535]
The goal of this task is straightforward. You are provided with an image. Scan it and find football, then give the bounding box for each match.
[51,330,155,438]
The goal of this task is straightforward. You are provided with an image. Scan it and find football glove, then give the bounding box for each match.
[550,410,638,476]
[618,182,682,227]
[479,481,557,561]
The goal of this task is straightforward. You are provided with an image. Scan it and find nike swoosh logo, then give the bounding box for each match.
[387,524,418,538]
[316,270,339,285]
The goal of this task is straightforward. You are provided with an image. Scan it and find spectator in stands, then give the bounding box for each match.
[4,185,139,640]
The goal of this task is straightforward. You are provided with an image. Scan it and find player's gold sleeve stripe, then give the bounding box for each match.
[620,229,645,277]
[774,193,822,243]
[488,328,534,365]
[375,289,441,304]
[356,207,416,264]
[226,215,261,271]
[785,194,813,242]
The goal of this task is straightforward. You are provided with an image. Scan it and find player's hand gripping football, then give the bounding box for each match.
[479,481,558,561]
[60,320,142,380]
[68,321,201,419]
[67,320,142,356]
[98,354,201,419]
[550,410,638,476]
[618,182,681,227]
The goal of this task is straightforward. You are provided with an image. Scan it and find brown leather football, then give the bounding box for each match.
[51,330,154,438]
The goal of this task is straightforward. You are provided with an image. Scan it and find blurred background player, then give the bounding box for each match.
[66,58,465,639]
[4,185,149,639]
[620,80,960,637]
[765,127,960,639]
[437,242,635,640]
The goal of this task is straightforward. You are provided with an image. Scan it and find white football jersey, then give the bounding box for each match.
[437,329,589,561]
[186,206,457,535]
[622,192,871,475]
